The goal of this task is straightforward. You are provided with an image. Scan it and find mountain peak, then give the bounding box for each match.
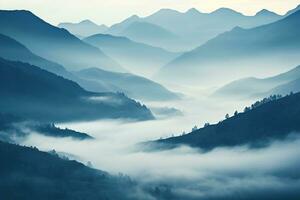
[211,7,242,16]
[186,8,201,15]
[255,9,279,17]
[79,19,95,25]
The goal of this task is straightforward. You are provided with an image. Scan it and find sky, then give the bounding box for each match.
[1,0,300,26]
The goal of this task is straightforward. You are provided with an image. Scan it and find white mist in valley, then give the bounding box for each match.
[20,86,300,198]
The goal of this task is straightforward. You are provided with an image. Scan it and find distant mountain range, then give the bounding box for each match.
[105,7,283,51]
[83,33,179,76]
[214,65,300,99]
[58,20,108,38]
[157,9,300,85]
[150,92,300,150]
[0,58,153,122]
[0,10,123,72]
[75,68,179,101]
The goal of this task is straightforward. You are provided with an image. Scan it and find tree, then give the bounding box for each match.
[204,123,210,127]
[234,111,238,116]
[225,113,230,119]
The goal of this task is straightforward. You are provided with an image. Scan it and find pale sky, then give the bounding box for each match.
[1,0,300,26]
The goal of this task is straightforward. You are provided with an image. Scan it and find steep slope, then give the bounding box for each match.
[84,34,179,76]
[0,58,153,122]
[152,92,300,150]
[0,141,138,200]
[58,19,108,37]
[75,68,179,101]
[157,10,300,85]
[214,65,300,98]
[0,10,123,72]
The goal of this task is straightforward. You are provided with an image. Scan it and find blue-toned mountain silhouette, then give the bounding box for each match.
[214,65,300,99]
[106,7,282,51]
[0,33,178,101]
[150,92,300,150]
[157,10,300,85]
[58,19,108,38]
[0,33,110,92]
[0,58,153,122]
[83,33,179,76]
[0,10,123,72]
[75,67,179,101]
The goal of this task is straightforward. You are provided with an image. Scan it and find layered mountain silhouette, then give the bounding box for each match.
[108,21,178,51]
[0,33,110,92]
[83,33,179,76]
[75,68,179,101]
[0,58,153,122]
[214,65,300,99]
[106,7,282,51]
[58,19,108,38]
[157,10,300,85]
[151,92,300,150]
[0,10,123,72]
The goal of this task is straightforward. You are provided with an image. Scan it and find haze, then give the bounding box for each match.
[1,0,300,25]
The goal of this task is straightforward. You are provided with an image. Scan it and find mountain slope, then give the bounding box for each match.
[0,58,153,122]
[0,33,111,92]
[83,34,179,76]
[157,10,300,85]
[0,10,123,72]
[0,141,138,200]
[214,65,300,98]
[152,92,300,150]
[75,68,179,101]
[58,20,108,37]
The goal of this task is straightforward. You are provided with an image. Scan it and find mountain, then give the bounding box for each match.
[83,34,179,76]
[214,65,300,99]
[75,68,179,101]
[58,19,108,37]
[107,7,282,51]
[157,10,300,85]
[0,10,123,72]
[0,33,111,92]
[0,114,93,141]
[150,92,300,151]
[0,140,139,200]
[268,78,300,96]
[0,58,153,122]
[109,21,178,50]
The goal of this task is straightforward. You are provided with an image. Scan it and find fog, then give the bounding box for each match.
[20,87,300,199]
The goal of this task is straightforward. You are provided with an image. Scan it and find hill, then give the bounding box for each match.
[214,65,300,99]
[0,140,138,200]
[75,68,179,101]
[0,58,153,122]
[151,93,300,150]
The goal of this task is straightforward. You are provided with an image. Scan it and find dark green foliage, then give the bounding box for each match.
[155,92,300,150]
[0,141,137,200]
